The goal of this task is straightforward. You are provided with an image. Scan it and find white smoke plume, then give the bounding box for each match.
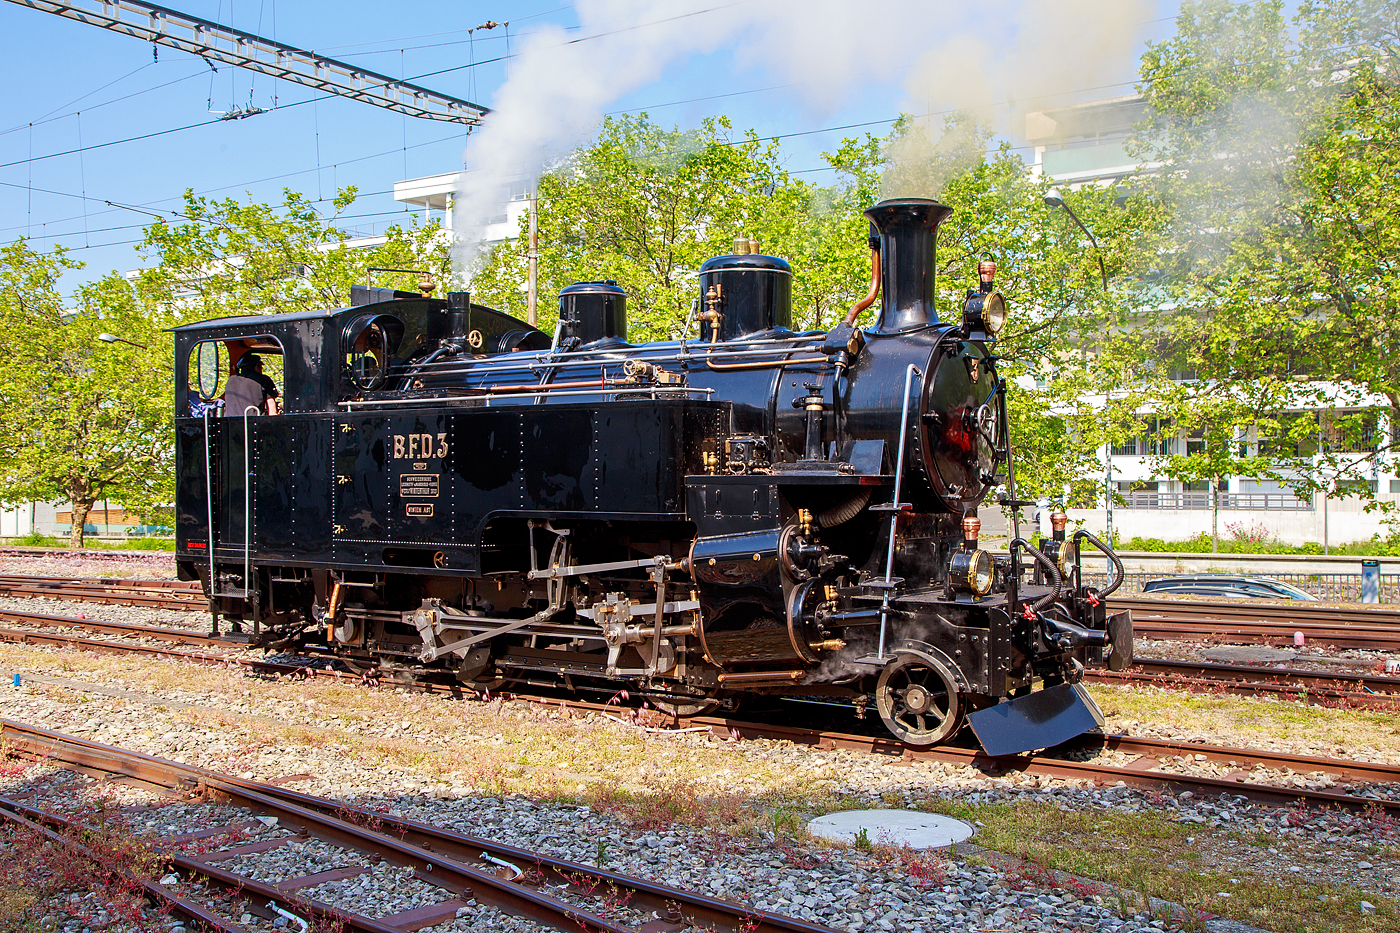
[453,0,1154,270]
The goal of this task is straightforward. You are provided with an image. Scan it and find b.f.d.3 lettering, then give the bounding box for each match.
[392,433,448,459]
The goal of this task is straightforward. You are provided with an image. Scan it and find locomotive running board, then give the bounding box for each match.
[966,683,1106,757]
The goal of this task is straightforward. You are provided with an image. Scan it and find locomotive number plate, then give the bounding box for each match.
[399,473,440,497]
[405,503,434,517]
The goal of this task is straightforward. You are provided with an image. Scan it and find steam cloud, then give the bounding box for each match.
[453,0,1154,269]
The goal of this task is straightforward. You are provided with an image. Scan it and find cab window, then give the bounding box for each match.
[346,322,390,390]
[184,337,285,416]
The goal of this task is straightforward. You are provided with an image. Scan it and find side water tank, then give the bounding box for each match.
[558,281,627,346]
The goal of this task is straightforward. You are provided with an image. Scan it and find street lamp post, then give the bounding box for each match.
[97,333,149,350]
[1044,195,1109,291]
[1105,442,1115,565]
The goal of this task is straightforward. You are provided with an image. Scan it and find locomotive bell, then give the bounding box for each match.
[697,253,793,341]
[865,198,955,333]
[558,281,628,347]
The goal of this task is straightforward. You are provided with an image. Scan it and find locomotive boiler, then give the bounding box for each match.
[173,197,1133,754]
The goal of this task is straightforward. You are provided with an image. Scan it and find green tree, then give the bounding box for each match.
[0,244,170,547]
[1109,0,1400,508]
[470,115,846,339]
[138,186,454,318]
[0,188,450,548]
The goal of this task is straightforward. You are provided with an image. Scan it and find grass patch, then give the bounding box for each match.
[1119,533,1400,556]
[2,533,175,551]
[1087,683,1400,760]
[923,798,1397,933]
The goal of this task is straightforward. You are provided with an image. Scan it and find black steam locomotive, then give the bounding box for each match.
[173,198,1132,755]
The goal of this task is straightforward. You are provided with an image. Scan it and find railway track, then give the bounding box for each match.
[1085,657,1400,708]
[7,598,1400,707]
[1117,596,1400,650]
[0,607,220,644]
[0,720,838,933]
[0,573,201,611]
[2,603,1399,813]
[683,714,1400,814]
[6,570,1400,651]
[5,623,1397,815]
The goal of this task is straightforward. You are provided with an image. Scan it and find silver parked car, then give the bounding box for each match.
[1141,574,1318,600]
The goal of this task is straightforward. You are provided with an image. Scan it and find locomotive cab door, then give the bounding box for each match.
[181,337,284,601]
[178,340,228,565]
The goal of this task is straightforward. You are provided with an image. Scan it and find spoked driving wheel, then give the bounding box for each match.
[875,648,964,745]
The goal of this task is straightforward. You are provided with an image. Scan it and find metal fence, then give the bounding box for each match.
[1080,570,1400,603]
[1120,492,1313,511]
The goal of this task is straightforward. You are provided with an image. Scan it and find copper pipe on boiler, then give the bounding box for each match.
[842,248,881,326]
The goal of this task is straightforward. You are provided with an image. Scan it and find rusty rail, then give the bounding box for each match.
[0,720,843,933]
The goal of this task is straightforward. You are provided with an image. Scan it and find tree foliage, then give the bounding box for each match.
[470,116,853,337]
[0,243,170,546]
[1107,0,1400,505]
[139,187,453,317]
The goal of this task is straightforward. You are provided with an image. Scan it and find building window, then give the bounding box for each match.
[1110,416,1176,457]
[1324,410,1379,453]
[1389,480,1400,494]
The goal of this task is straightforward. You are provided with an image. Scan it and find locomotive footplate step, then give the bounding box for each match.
[967,683,1106,757]
[851,654,897,667]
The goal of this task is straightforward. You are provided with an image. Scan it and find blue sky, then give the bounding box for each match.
[0,0,1182,291]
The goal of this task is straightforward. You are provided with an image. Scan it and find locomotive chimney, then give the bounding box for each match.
[863,198,955,333]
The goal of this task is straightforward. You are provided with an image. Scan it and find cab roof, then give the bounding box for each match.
[168,298,433,335]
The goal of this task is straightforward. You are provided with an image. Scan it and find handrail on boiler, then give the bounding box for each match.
[874,363,921,661]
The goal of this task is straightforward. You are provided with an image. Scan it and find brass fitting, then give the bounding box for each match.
[962,514,982,551]
[701,284,724,342]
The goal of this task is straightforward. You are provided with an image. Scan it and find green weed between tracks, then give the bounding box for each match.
[924,798,1399,933]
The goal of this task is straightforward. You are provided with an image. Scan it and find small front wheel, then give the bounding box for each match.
[875,648,964,745]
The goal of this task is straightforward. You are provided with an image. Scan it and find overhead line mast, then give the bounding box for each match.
[5,0,489,125]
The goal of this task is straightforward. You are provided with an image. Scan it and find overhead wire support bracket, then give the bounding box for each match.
[4,0,489,125]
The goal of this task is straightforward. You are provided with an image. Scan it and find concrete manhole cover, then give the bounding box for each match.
[1201,646,1297,663]
[806,810,973,849]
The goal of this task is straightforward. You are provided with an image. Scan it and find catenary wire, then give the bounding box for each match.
[2,23,1392,233]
